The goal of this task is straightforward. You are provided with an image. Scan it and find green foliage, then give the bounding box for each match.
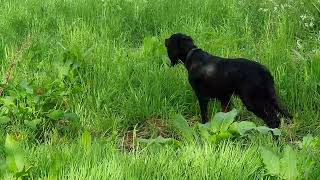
[137,136,181,148]
[4,134,32,179]
[24,119,41,130]
[280,146,299,180]
[0,116,10,124]
[79,130,92,153]
[0,0,319,179]
[229,121,256,136]
[47,110,65,121]
[211,109,238,133]
[260,145,299,180]
[260,147,281,176]
[260,135,320,180]
[298,134,320,149]
[170,114,197,143]
[170,109,281,144]
[0,60,81,142]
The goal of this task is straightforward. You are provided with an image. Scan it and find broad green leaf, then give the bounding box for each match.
[20,80,33,94]
[0,116,10,124]
[6,155,18,173]
[1,97,15,107]
[47,110,64,121]
[5,134,19,153]
[24,119,42,130]
[57,61,71,79]
[260,147,280,176]
[211,109,238,133]
[271,128,281,136]
[196,123,210,140]
[5,134,25,173]
[80,130,92,152]
[208,135,217,143]
[64,112,79,121]
[220,109,238,132]
[13,153,24,173]
[154,136,181,146]
[137,136,181,147]
[280,145,299,180]
[299,134,315,149]
[255,126,281,136]
[255,126,271,134]
[15,165,33,178]
[216,132,233,141]
[229,121,256,136]
[171,114,196,142]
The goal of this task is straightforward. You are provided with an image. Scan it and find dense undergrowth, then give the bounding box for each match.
[0,0,320,179]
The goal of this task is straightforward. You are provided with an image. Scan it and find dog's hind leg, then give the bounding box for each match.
[218,95,232,112]
[240,95,280,128]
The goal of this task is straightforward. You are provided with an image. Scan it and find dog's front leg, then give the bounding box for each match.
[198,96,209,123]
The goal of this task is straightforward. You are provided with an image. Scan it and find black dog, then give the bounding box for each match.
[165,33,292,128]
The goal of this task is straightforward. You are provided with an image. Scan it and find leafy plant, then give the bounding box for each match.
[0,60,81,142]
[142,36,166,57]
[260,145,299,180]
[260,135,320,180]
[170,114,198,143]
[137,136,181,148]
[298,134,320,150]
[297,134,320,178]
[170,109,281,144]
[3,134,32,179]
[79,130,92,154]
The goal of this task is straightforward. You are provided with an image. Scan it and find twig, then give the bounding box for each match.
[0,34,32,96]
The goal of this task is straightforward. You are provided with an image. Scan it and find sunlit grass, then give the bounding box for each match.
[0,0,320,179]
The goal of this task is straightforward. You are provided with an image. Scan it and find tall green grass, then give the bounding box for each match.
[4,139,272,179]
[1,0,319,134]
[0,0,320,178]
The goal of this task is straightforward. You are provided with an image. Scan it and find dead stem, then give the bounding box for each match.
[0,34,32,96]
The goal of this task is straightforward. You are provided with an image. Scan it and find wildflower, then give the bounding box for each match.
[309,22,314,28]
[258,8,268,12]
[296,39,302,49]
[300,14,307,21]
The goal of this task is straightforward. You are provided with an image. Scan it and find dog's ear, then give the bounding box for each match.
[182,35,192,41]
[177,35,194,51]
[165,38,170,47]
[180,35,193,44]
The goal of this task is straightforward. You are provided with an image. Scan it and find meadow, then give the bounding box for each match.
[0,0,320,179]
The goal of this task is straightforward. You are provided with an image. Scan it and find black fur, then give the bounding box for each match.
[165,33,292,128]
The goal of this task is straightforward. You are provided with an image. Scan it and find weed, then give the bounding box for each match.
[0,0,319,179]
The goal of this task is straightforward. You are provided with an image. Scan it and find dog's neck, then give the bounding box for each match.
[178,44,197,63]
[179,45,200,70]
[185,48,201,64]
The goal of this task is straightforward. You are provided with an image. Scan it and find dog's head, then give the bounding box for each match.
[165,33,194,66]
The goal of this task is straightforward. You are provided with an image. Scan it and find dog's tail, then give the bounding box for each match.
[273,99,293,119]
[268,87,293,119]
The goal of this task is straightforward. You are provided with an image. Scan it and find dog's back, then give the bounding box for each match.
[188,54,274,97]
[165,33,292,126]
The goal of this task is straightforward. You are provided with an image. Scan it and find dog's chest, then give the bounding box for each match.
[202,65,216,79]
[188,64,218,87]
